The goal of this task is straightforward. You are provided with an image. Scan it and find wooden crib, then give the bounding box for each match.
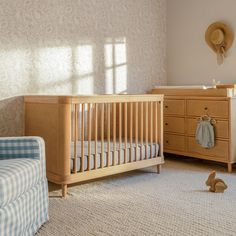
[24,95,164,197]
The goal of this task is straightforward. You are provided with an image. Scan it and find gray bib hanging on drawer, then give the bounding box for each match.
[195,120,215,149]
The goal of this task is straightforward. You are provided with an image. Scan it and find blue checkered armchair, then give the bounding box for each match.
[0,137,49,236]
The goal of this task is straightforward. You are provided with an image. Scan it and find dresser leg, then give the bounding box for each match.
[227,163,232,173]
[62,184,68,198]
[157,165,161,174]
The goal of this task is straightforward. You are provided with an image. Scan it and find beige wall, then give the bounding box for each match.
[0,0,166,100]
[167,0,236,85]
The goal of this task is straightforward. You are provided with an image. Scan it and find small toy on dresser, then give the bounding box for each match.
[205,171,228,193]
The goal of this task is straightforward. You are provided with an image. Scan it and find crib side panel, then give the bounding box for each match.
[24,96,72,184]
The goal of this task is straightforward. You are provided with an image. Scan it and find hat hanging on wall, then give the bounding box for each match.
[205,22,234,65]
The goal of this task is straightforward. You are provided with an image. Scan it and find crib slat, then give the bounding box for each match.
[135,102,138,162]
[150,102,153,158]
[113,103,116,166]
[88,103,91,170]
[119,103,122,165]
[124,102,128,164]
[129,103,133,162]
[155,101,158,157]
[94,104,98,169]
[73,104,78,173]
[145,102,148,159]
[158,101,163,157]
[81,104,85,172]
[107,104,111,167]
[101,103,104,168]
[140,102,143,160]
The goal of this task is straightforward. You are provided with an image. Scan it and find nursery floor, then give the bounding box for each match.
[37,156,236,236]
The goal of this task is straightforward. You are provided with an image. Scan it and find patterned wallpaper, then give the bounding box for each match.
[0,96,24,137]
[0,0,166,136]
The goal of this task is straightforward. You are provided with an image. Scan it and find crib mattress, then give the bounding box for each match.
[70,141,159,172]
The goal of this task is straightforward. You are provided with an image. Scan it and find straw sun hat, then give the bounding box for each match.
[205,22,234,65]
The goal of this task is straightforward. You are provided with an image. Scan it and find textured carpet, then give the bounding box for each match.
[37,158,236,236]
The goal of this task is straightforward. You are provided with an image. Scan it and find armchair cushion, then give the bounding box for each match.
[0,158,41,207]
[0,137,46,178]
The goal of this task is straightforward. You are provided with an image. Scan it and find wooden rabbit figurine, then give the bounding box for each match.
[205,171,228,193]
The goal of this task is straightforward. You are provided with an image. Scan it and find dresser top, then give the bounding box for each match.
[152,87,236,98]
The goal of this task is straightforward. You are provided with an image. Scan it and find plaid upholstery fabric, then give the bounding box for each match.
[0,137,46,177]
[0,137,49,236]
[0,158,41,207]
[0,179,48,236]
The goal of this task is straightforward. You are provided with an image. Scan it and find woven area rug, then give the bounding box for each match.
[37,158,236,236]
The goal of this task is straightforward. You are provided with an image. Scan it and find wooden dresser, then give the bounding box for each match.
[152,87,236,172]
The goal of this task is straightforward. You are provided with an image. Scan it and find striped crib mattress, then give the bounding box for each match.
[71,141,159,172]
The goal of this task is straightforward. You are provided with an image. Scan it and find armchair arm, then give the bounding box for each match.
[0,136,46,177]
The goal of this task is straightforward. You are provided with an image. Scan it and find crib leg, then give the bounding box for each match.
[157,165,161,174]
[227,163,232,173]
[62,184,68,198]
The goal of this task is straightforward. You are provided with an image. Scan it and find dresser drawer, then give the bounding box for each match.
[164,117,185,134]
[164,100,185,116]
[164,134,185,152]
[187,118,229,139]
[188,137,228,161]
[187,100,229,118]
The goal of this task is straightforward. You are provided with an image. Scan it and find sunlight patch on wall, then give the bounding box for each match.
[105,38,127,94]
[0,50,30,97]
[36,47,72,94]
[74,45,94,95]
[105,68,113,94]
[115,42,127,65]
[115,65,127,93]
[105,44,113,68]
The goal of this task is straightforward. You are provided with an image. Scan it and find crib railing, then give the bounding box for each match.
[71,95,163,174]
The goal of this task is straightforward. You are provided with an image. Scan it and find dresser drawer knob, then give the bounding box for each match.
[204,107,208,110]
[166,140,169,144]
[165,105,168,109]
[165,123,168,126]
